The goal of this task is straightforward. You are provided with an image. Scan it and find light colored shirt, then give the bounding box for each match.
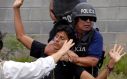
[0,60,4,79]
[2,56,56,79]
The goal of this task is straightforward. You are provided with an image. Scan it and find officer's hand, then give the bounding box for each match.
[67,50,79,61]
[60,54,69,62]
[13,0,24,8]
[109,44,126,63]
[69,56,79,63]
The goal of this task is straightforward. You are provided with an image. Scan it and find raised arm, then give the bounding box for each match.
[80,44,126,79]
[13,0,33,49]
[49,0,57,22]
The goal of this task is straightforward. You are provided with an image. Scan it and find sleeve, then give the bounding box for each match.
[88,32,103,59]
[3,56,56,79]
[30,40,47,58]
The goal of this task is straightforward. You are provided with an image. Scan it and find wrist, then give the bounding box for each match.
[13,7,20,11]
[108,59,115,68]
[58,49,65,56]
[74,57,79,63]
[106,64,114,73]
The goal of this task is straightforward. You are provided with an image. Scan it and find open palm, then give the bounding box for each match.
[109,44,126,63]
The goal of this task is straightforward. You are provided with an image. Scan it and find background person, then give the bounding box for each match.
[49,0,87,23]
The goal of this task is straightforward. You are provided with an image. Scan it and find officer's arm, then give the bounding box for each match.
[72,56,99,67]
[74,32,103,67]
[49,0,57,22]
[13,0,34,49]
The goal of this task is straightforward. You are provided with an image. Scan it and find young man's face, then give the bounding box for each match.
[52,31,69,50]
[76,16,94,33]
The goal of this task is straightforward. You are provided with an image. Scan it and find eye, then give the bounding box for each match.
[61,37,65,40]
[55,34,59,38]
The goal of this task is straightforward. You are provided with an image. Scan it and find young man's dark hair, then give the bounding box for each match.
[48,19,76,42]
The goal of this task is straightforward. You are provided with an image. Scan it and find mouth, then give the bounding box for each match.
[53,43,60,49]
[53,43,58,46]
[84,25,90,28]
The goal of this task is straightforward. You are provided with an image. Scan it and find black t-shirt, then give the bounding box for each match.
[30,40,98,78]
[30,40,74,79]
[30,40,47,58]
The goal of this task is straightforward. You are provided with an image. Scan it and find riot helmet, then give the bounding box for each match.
[72,2,97,22]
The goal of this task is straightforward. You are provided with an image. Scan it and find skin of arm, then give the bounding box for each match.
[3,40,74,79]
[74,56,99,67]
[69,55,99,67]
[49,0,57,22]
[13,0,34,49]
[51,40,74,63]
[69,33,102,67]
[45,41,78,62]
[80,44,126,79]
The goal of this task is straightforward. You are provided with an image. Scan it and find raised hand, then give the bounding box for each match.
[109,44,126,63]
[59,39,74,54]
[13,0,24,8]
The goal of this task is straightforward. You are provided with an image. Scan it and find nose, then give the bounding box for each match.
[86,19,91,22]
[54,37,60,43]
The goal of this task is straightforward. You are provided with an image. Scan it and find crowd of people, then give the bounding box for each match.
[0,0,126,79]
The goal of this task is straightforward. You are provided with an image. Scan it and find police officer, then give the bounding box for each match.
[69,2,103,78]
[48,0,87,42]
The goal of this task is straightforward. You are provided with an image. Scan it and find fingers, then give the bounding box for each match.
[118,46,124,55]
[121,52,127,57]
[116,45,123,54]
[109,49,113,55]
[61,39,74,52]
[113,44,117,53]
[112,44,124,54]
[65,39,75,48]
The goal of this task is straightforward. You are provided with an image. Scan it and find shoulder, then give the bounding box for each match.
[32,40,46,46]
[93,30,103,40]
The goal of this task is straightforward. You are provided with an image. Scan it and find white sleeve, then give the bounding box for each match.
[3,56,56,79]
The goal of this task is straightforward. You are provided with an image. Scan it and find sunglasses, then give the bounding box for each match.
[79,16,96,22]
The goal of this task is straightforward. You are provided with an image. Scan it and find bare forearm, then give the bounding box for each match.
[96,68,108,79]
[13,8,33,49]
[49,0,57,21]
[76,57,99,67]
[96,59,115,79]
[13,8,25,38]
[51,49,67,63]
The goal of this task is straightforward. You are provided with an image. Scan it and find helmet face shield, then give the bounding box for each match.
[72,2,97,22]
